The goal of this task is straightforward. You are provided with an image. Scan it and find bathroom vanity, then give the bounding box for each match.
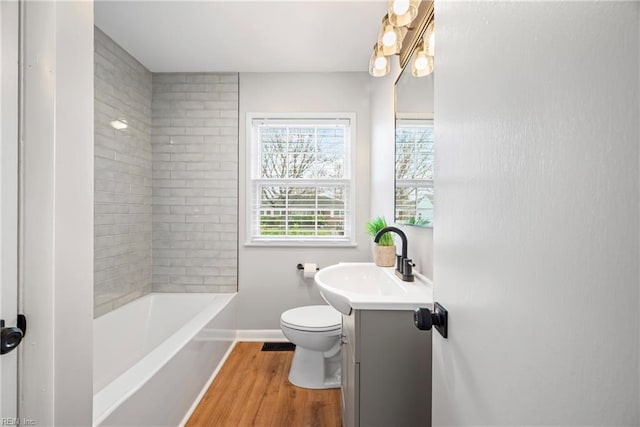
[314,262,434,427]
[341,309,431,427]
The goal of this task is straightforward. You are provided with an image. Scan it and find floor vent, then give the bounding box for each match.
[261,342,296,351]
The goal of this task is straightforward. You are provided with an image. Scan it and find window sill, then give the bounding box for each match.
[244,240,358,248]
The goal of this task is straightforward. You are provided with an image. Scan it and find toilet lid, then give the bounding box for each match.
[281,305,341,331]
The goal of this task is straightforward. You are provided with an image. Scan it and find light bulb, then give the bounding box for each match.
[374,56,388,70]
[392,0,410,15]
[382,29,397,47]
[370,43,390,77]
[414,55,429,70]
[388,0,418,27]
[412,50,433,78]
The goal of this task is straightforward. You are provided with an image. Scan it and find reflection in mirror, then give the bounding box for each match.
[394,48,434,227]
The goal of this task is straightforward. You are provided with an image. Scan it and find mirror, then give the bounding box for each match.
[394,46,434,227]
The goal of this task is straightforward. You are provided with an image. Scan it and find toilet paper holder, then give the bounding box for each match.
[296,263,320,271]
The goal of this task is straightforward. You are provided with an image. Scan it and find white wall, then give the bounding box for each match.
[238,73,371,329]
[433,1,639,425]
[22,2,94,425]
[369,60,434,279]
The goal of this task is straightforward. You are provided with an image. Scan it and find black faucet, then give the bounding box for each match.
[374,226,415,282]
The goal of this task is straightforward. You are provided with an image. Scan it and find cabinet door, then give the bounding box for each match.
[341,314,359,427]
[358,310,431,426]
[340,335,350,427]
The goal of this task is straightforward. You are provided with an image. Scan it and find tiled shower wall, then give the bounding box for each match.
[151,73,238,293]
[94,30,239,317]
[94,28,153,317]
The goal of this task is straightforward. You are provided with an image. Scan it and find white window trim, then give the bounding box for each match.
[245,112,357,247]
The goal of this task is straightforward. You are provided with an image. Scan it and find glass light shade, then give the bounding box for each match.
[412,50,433,77]
[388,0,419,27]
[382,28,397,47]
[425,21,435,56]
[378,15,407,56]
[375,56,388,70]
[369,44,390,77]
[392,0,410,15]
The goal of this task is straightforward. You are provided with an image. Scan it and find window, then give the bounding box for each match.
[248,114,355,245]
[395,119,434,226]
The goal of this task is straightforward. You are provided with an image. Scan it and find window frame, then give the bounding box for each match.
[245,112,357,247]
[394,116,434,226]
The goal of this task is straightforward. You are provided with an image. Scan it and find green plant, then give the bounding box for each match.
[407,216,431,226]
[365,216,394,246]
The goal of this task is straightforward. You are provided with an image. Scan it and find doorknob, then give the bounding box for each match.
[1,314,26,355]
[414,302,448,338]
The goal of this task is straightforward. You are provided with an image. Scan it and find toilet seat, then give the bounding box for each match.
[280,305,341,332]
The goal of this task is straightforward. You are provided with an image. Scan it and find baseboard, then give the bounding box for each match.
[178,340,238,427]
[235,329,288,342]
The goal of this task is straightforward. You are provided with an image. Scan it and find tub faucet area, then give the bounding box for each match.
[374,226,415,282]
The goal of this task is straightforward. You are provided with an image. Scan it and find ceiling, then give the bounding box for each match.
[94,1,386,73]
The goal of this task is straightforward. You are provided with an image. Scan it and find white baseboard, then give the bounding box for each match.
[235,329,288,342]
[178,340,238,427]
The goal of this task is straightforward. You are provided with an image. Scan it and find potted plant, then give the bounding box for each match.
[365,216,396,267]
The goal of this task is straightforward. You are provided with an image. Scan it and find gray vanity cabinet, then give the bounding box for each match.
[340,309,432,427]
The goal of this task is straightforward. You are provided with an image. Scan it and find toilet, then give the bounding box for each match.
[280,305,342,389]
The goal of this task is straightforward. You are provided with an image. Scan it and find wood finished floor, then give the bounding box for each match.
[186,342,342,427]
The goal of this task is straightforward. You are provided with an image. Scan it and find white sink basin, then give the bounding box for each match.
[315,262,433,315]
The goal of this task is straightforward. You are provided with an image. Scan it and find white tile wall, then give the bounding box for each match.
[94,28,153,317]
[94,30,239,317]
[151,73,238,293]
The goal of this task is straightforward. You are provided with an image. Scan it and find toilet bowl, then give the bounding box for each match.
[280,305,342,389]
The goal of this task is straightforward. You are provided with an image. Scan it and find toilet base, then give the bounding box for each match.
[288,346,341,389]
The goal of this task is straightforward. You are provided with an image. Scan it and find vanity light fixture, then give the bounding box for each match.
[411,39,433,77]
[369,0,433,78]
[110,118,128,130]
[378,14,407,56]
[369,43,390,77]
[388,0,420,27]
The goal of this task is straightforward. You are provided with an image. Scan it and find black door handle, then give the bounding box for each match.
[414,302,448,338]
[1,314,26,355]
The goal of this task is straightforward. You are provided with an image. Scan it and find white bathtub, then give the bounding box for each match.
[93,293,237,426]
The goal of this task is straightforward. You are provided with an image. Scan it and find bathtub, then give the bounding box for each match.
[93,293,237,426]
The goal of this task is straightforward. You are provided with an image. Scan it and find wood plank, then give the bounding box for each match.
[186,342,341,427]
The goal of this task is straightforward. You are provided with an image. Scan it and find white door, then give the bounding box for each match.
[17,2,94,424]
[2,3,93,424]
[0,0,21,419]
[432,1,639,425]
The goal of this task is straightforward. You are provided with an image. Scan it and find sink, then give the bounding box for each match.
[315,262,433,315]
